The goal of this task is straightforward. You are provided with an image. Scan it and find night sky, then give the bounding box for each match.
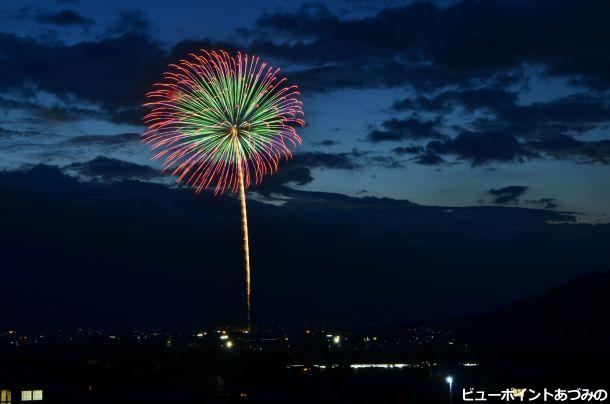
[1,0,610,330]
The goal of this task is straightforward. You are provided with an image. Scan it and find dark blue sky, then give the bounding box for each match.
[1,0,610,328]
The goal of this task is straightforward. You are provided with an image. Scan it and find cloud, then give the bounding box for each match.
[315,139,339,147]
[527,198,558,209]
[386,117,610,166]
[386,90,610,165]
[392,88,519,115]
[0,32,165,118]
[36,9,94,26]
[0,126,41,139]
[284,60,481,93]
[254,2,338,39]
[65,133,140,147]
[106,9,151,35]
[292,151,361,170]
[488,186,529,204]
[66,156,161,181]
[256,149,406,195]
[0,31,245,127]
[393,146,424,155]
[167,39,242,63]
[239,151,363,195]
[526,135,610,165]
[250,0,610,91]
[0,94,142,125]
[414,151,445,166]
[426,131,535,166]
[391,146,447,166]
[254,164,314,194]
[394,90,610,141]
[368,117,447,143]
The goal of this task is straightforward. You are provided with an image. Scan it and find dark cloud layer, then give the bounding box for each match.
[8,0,607,112]
[315,139,339,147]
[426,131,535,166]
[254,2,337,39]
[527,198,557,209]
[66,156,162,181]
[526,135,610,165]
[65,132,140,146]
[385,90,610,165]
[292,151,361,170]
[0,33,164,123]
[252,0,610,91]
[5,165,606,329]
[368,117,447,143]
[396,91,610,141]
[36,9,94,26]
[488,186,529,205]
[106,9,152,35]
[2,0,610,121]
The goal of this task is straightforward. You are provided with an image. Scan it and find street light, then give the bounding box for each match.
[446,376,453,404]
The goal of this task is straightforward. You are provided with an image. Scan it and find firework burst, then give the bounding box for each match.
[143,50,304,194]
[143,50,305,329]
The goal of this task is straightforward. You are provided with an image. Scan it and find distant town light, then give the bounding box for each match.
[446,376,454,404]
[226,340,234,348]
[333,335,341,344]
[20,390,43,401]
[220,335,229,340]
[351,363,408,369]
[1,390,12,403]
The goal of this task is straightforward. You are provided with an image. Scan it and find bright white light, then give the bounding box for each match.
[333,335,341,344]
[350,363,408,369]
[226,340,234,348]
[446,376,453,384]
[220,335,229,340]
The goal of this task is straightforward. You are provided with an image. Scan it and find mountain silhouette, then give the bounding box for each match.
[448,271,610,352]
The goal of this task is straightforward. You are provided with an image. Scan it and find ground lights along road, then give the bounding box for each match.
[143,50,305,330]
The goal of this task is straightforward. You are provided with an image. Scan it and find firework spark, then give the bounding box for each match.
[143,50,304,329]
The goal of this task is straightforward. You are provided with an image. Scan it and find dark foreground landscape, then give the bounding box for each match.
[2,0,610,402]
[2,272,608,403]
